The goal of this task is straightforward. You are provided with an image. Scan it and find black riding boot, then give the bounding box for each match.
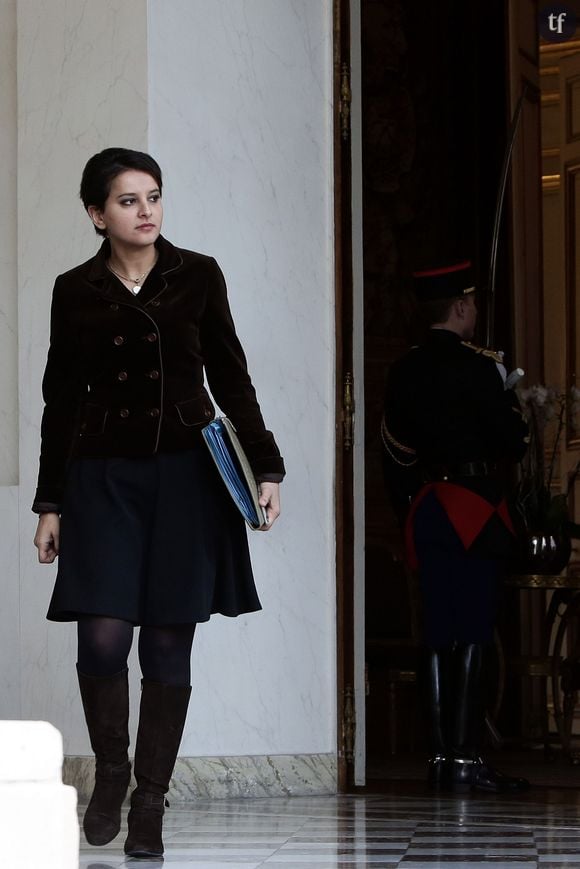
[423,647,453,789]
[124,680,192,859]
[77,667,131,845]
[450,644,529,792]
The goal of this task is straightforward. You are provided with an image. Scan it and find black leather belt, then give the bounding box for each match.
[452,461,497,477]
[427,461,498,480]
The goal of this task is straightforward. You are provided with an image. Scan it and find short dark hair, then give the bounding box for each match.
[80,148,163,236]
[417,296,461,327]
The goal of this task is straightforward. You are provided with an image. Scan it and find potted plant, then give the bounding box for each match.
[514,385,580,574]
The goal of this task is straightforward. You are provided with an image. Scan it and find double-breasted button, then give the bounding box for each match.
[117,371,128,381]
[113,335,125,346]
[119,408,130,418]
[147,407,160,418]
[109,303,119,311]
[145,332,158,343]
[150,299,160,308]
[204,408,213,418]
[147,369,160,380]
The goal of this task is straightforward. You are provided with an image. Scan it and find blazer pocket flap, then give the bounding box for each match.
[175,394,215,427]
[79,402,108,436]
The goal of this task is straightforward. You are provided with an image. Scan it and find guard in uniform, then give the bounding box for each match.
[381,260,529,792]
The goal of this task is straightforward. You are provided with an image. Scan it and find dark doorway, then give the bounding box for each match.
[360,0,522,782]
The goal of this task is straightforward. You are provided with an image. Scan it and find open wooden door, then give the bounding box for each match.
[507,0,544,383]
[560,51,580,522]
[506,0,544,740]
[335,0,552,784]
[541,37,580,545]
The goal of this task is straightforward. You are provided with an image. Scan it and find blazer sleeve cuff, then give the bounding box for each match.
[32,484,63,514]
[249,454,286,480]
[255,472,284,484]
[32,500,61,515]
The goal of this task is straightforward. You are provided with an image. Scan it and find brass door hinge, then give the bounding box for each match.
[339,62,351,141]
[342,371,354,450]
[343,684,355,765]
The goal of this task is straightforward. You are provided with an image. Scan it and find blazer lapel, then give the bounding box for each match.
[84,235,183,308]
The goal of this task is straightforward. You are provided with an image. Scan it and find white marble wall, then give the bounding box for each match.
[13,0,336,771]
[0,0,20,719]
[17,0,148,744]
[0,487,21,719]
[148,0,336,757]
[0,0,18,488]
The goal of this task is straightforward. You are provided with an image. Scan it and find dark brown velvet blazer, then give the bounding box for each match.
[32,235,285,512]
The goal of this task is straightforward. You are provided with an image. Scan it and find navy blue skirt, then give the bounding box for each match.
[47,446,261,625]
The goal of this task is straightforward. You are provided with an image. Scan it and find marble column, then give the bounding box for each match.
[0,0,20,719]
[148,0,336,762]
[17,0,148,739]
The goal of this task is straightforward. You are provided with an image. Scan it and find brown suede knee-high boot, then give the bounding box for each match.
[124,680,192,859]
[77,667,131,846]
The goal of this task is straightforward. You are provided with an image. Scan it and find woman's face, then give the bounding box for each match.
[88,170,163,249]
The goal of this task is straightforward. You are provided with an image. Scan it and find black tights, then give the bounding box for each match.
[77,616,196,686]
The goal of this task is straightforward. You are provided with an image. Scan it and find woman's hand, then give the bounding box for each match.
[257,482,280,531]
[34,512,60,563]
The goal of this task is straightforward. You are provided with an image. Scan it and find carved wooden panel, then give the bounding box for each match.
[560,53,580,450]
[565,161,580,447]
[566,74,580,141]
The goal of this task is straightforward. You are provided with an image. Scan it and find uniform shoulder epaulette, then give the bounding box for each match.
[460,341,503,364]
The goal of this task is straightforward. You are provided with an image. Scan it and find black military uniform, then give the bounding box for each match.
[382,261,529,792]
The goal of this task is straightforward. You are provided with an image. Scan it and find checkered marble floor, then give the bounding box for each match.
[78,792,580,868]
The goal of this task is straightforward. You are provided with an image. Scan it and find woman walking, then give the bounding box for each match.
[32,148,284,858]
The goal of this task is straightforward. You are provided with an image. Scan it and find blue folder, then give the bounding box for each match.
[202,417,267,530]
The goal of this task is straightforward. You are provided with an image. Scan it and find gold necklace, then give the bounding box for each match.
[107,260,155,295]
